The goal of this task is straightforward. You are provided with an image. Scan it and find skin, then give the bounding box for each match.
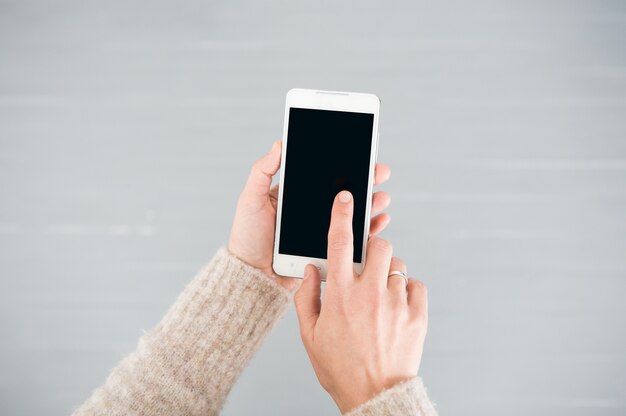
[294,191,429,413]
[229,141,428,413]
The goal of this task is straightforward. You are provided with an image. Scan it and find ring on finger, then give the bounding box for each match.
[388,270,409,287]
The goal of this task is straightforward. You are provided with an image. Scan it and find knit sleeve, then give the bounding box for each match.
[344,377,438,416]
[73,248,291,416]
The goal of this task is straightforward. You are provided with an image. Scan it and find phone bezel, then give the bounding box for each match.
[272,88,380,279]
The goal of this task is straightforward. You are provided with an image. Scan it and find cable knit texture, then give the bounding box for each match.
[73,248,438,415]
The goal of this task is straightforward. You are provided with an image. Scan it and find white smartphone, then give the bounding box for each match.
[272,88,380,279]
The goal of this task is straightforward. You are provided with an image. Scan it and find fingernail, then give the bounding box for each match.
[303,264,313,279]
[271,141,280,151]
[338,191,352,203]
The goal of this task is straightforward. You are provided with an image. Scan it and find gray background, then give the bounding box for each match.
[1,0,625,415]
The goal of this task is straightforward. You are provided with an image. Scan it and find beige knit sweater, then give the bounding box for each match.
[74,249,437,415]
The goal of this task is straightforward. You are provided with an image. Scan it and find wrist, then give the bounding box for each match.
[334,390,379,414]
[332,376,411,414]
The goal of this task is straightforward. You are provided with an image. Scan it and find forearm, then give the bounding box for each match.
[74,248,290,416]
[344,377,438,416]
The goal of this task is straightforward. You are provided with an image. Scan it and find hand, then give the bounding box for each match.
[294,190,429,413]
[228,141,392,292]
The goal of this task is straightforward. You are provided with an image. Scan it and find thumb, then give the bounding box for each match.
[294,264,322,347]
[243,140,282,197]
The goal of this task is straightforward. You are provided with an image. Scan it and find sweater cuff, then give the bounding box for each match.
[75,248,291,416]
[153,247,290,339]
[344,377,438,416]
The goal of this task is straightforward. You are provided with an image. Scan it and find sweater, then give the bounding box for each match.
[74,248,438,415]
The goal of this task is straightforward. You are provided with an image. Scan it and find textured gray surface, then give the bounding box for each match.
[1,1,626,415]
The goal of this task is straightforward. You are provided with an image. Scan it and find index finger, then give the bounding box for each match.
[326,190,355,284]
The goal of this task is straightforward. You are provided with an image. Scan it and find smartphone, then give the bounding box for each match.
[272,88,380,279]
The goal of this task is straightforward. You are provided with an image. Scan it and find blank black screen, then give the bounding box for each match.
[279,107,374,262]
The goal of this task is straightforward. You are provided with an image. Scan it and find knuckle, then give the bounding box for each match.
[370,237,392,254]
[328,231,352,251]
[409,279,427,293]
[391,257,406,270]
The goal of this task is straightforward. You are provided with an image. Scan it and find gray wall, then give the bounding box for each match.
[1,1,625,415]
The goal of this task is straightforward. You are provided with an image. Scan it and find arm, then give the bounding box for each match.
[74,143,293,416]
[74,248,290,416]
[75,141,392,415]
[295,191,438,415]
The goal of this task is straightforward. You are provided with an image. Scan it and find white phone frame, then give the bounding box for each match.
[272,88,380,279]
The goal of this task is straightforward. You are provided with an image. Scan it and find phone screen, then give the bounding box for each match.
[279,107,374,263]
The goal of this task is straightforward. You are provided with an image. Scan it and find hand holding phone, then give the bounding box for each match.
[273,88,384,279]
[228,136,391,292]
